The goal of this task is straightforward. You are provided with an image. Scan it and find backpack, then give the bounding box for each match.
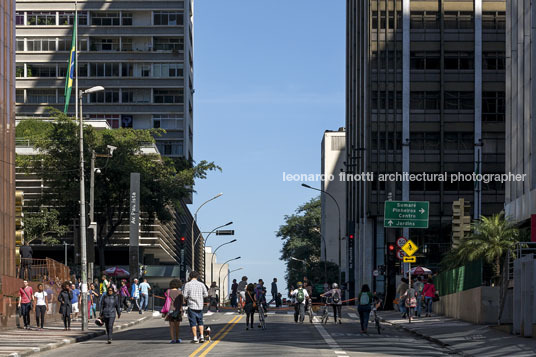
[296,288,305,303]
[332,290,341,304]
[359,292,370,305]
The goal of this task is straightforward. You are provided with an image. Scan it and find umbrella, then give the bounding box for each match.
[410,266,432,276]
[104,267,130,277]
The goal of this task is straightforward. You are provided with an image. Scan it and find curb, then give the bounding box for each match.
[6,315,153,357]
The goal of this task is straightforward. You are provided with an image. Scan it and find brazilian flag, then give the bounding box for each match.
[63,14,76,113]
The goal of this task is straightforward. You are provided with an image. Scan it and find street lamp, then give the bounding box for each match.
[218,257,241,304]
[200,221,233,282]
[191,193,223,272]
[302,183,341,284]
[211,239,237,284]
[222,267,243,304]
[79,85,104,332]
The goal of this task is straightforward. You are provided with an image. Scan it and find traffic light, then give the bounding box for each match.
[179,236,186,245]
[15,191,24,266]
[388,243,395,252]
[452,198,471,249]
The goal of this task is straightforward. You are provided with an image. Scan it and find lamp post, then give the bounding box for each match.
[79,85,104,331]
[222,267,243,305]
[191,193,223,273]
[211,239,237,284]
[200,221,232,282]
[218,257,241,304]
[302,183,341,284]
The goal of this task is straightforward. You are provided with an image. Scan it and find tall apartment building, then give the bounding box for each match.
[0,0,17,278]
[346,0,505,297]
[15,0,193,160]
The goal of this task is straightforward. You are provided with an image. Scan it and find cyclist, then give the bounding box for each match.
[321,283,343,324]
[291,282,309,323]
[237,276,248,313]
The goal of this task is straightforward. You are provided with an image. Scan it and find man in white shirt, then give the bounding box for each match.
[138,278,151,313]
[291,281,309,323]
[183,271,208,343]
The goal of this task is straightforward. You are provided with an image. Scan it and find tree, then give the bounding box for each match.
[16,109,220,268]
[278,197,338,290]
[24,208,68,245]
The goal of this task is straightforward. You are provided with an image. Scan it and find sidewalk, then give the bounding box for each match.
[0,310,157,357]
[381,311,536,356]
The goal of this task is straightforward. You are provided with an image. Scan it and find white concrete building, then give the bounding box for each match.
[204,247,229,304]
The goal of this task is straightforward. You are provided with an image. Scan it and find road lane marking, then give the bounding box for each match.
[198,315,243,356]
[205,311,214,316]
[189,315,240,357]
[313,320,348,355]
[224,312,234,315]
[348,313,358,318]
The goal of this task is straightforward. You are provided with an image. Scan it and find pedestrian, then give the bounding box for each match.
[357,284,373,333]
[100,275,109,304]
[208,282,219,312]
[89,283,99,319]
[423,278,436,317]
[164,279,184,344]
[119,280,130,312]
[230,279,238,308]
[58,282,73,330]
[19,242,33,280]
[70,283,80,320]
[100,286,121,344]
[290,282,309,323]
[276,293,282,307]
[183,271,208,343]
[404,284,417,318]
[268,278,278,305]
[321,283,343,324]
[237,276,248,313]
[34,283,48,330]
[139,278,151,312]
[414,277,424,318]
[244,283,256,330]
[18,280,34,329]
[129,278,141,313]
[396,278,409,318]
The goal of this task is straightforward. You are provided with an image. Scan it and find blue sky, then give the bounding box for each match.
[191,0,345,295]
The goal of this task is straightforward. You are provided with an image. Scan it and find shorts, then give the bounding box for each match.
[239,291,246,300]
[72,302,79,313]
[187,309,204,327]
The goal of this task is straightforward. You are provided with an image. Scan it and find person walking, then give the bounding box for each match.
[58,282,73,330]
[70,283,80,320]
[100,275,109,304]
[119,280,130,312]
[34,283,48,330]
[321,283,343,324]
[164,279,184,343]
[396,278,409,318]
[244,283,256,330]
[268,278,278,305]
[208,282,219,312]
[89,283,99,319]
[357,284,373,333]
[18,280,34,329]
[423,278,437,317]
[183,271,208,343]
[19,242,33,280]
[230,279,238,308]
[100,286,121,344]
[139,278,151,312]
[237,276,248,313]
[414,277,424,318]
[291,282,309,323]
[129,278,141,313]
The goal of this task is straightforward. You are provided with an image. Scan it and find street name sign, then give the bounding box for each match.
[384,201,429,228]
[403,256,416,263]
[401,240,419,256]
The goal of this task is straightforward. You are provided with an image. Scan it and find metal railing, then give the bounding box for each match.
[17,258,71,283]
[507,242,536,281]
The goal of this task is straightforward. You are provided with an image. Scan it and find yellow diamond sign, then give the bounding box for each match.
[401,239,419,256]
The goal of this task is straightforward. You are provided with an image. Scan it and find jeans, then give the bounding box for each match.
[128,297,140,312]
[21,302,31,327]
[294,303,305,323]
[425,296,433,314]
[357,304,372,331]
[35,305,46,328]
[103,316,115,340]
[332,304,342,322]
[90,303,97,318]
[140,293,149,311]
[416,294,422,316]
[399,299,406,315]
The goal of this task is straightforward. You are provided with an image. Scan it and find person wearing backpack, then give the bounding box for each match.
[357,284,373,333]
[414,277,424,318]
[291,281,309,323]
[321,283,343,324]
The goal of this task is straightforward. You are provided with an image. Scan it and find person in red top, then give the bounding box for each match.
[18,280,34,329]
[422,278,436,317]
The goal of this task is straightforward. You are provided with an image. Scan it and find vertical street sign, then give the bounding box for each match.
[129,173,140,280]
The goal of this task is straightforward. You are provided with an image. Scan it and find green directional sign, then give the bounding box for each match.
[384,201,429,229]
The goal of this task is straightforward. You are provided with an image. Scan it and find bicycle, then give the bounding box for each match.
[321,296,330,324]
[258,303,266,329]
[371,306,381,334]
[306,298,313,323]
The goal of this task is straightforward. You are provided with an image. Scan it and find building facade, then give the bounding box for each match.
[320,129,348,287]
[346,0,505,298]
[0,0,17,278]
[15,0,193,160]
[504,0,536,226]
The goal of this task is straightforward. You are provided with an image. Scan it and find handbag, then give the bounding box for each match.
[161,292,171,314]
[432,293,440,302]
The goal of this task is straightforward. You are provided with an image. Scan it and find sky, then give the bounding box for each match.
[191,0,346,295]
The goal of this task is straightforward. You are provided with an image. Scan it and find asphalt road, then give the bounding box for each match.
[39,310,455,356]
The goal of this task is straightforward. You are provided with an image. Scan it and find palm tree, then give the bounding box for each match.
[457,212,519,282]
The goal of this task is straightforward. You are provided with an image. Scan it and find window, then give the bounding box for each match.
[156,140,183,156]
[88,114,121,129]
[444,92,474,110]
[89,63,119,77]
[121,38,133,51]
[27,12,56,26]
[91,38,119,51]
[16,12,24,25]
[59,11,87,25]
[482,91,505,122]
[27,89,56,103]
[154,37,184,51]
[16,65,24,77]
[410,91,440,110]
[16,89,24,103]
[444,132,473,151]
[483,52,505,70]
[371,131,401,150]
[27,38,56,51]
[410,51,440,70]
[122,63,134,77]
[16,39,24,51]
[411,11,424,29]
[122,12,132,26]
[58,38,71,51]
[122,89,150,103]
[444,51,474,70]
[483,11,505,30]
[154,89,184,103]
[91,12,120,26]
[89,89,119,103]
[26,64,56,77]
[410,11,439,30]
[444,11,473,30]
[79,39,88,51]
[153,63,184,77]
[410,132,440,151]
[154,11,184,25]
[153,114,183,129]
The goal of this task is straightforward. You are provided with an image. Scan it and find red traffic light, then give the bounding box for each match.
[388,244,395,251]
[349,234,354,240]
[180,236,186,243]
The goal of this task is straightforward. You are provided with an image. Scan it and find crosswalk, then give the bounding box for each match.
[215,311,362,320]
